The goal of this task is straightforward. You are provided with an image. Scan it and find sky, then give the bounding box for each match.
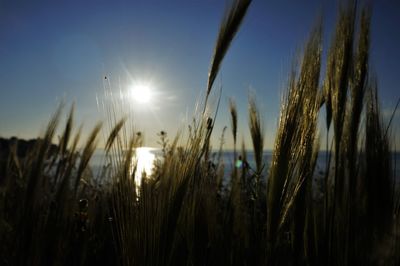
[0,0,399,150]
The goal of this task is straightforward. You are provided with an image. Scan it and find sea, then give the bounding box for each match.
[89,148,400,188]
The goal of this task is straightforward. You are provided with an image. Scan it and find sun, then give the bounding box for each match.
[129,81,153,104]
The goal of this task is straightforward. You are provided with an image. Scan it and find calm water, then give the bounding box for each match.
[90,149,400,186]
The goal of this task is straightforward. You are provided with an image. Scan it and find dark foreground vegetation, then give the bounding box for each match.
[1,0,399,265]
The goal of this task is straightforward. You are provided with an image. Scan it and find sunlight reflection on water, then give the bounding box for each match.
[131,147,157,187]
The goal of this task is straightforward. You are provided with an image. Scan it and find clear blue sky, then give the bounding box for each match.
[0,0,399,149]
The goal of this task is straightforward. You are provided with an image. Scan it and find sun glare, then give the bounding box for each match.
[129,81,153,104]
[132,147,156,187]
